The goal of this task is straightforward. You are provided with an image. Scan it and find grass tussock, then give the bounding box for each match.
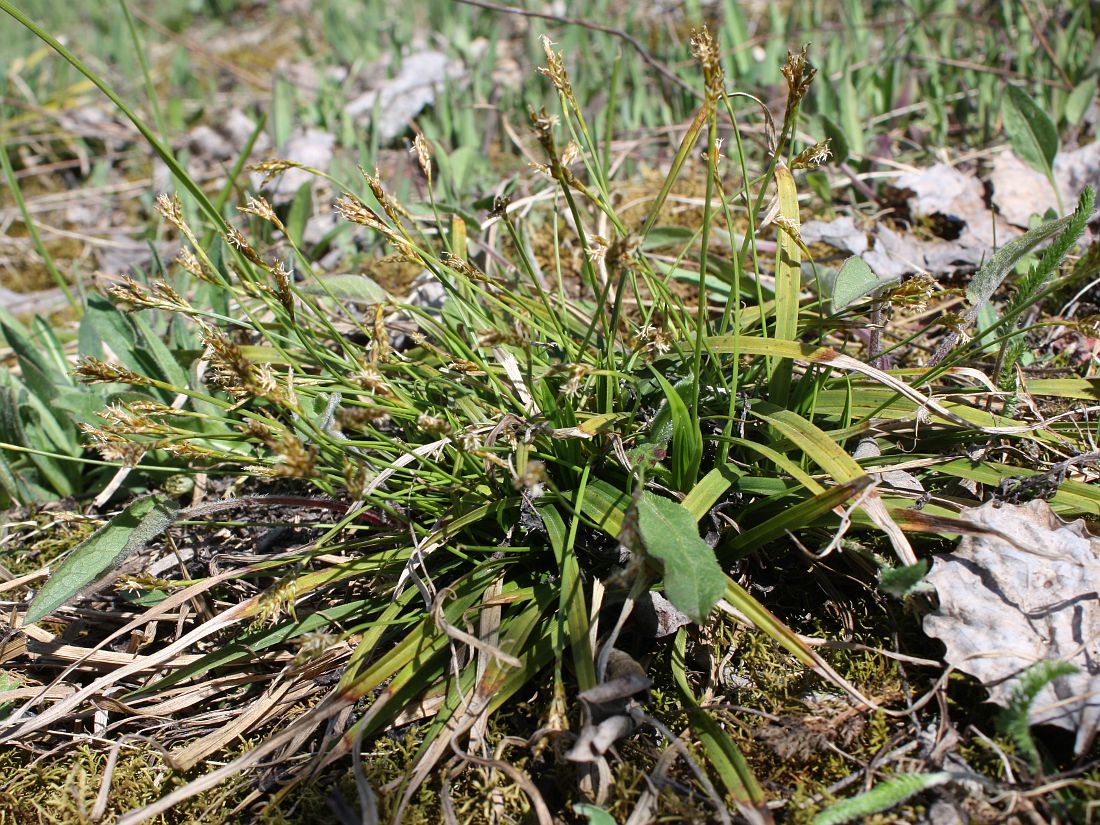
[1,1,1099,823]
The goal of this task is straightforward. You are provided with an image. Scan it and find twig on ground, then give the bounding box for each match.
[452,0,701,100]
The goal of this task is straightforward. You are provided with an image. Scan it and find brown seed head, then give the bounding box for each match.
[154,193,184,226]
[887,272,938,314]
[335,194,382,228]
[417,412,453,436]
[792,139,833,170]
[108,277,156,311]
[72,357,147,386]
[175,248,215,283]
[249,159,303,187]
[513,458,548,492]
[80,424,150,467]
[272,432,318,478]
[538,36,575,103]
[359,167,411,222]
[781,45,817,113]
[224,227,266,266]
[689,26,724,95]
[238,194,286,234]
[270,258,295,319]
[528,107,560,158]
[411,134,432,184]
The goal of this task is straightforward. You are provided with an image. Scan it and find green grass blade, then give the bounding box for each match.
[672,628,767,811]
[716,478,870,562]
[0,0,229,231]
[768,163,802,405]
[538,499,596,691]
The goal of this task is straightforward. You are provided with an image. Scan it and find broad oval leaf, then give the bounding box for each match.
[25,494,179,624]
[830,255,880,311]
[636,492,724,623]
[303,273,390,305]
[1002,85,1058,177]
[1066,76,1097,126]
[573,804,618,825]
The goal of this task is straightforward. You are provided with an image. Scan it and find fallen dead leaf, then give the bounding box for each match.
[924,499,1100,754]
[345,50,467,143]
[803,161,1039,284]
[990,142,1100,228]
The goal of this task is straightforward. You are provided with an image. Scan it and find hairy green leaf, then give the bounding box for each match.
[831,255,881,311]
[1002,85,1058,177]
[25,494,179,624]
[998,659,1079,772]
[965,203,1087,312]
[878,559,933,598]
[636,492,724,623]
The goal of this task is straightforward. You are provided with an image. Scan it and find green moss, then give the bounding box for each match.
[0,745,243,824]
[0,512,96,578]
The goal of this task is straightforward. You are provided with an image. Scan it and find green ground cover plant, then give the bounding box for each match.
[1,1,1099,823]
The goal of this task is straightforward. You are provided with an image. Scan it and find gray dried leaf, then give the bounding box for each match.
[990,142,1100,228]
[801,172,1015,283]
[895,162,1016,249]
[345,51,466,143]
[579,659,651,709]
[924,499,1100,753]
[801,216,869,256]
[566,714,634,762]
[632,590,692,638]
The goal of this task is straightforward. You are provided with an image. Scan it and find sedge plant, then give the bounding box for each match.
[2,6,1099,823]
